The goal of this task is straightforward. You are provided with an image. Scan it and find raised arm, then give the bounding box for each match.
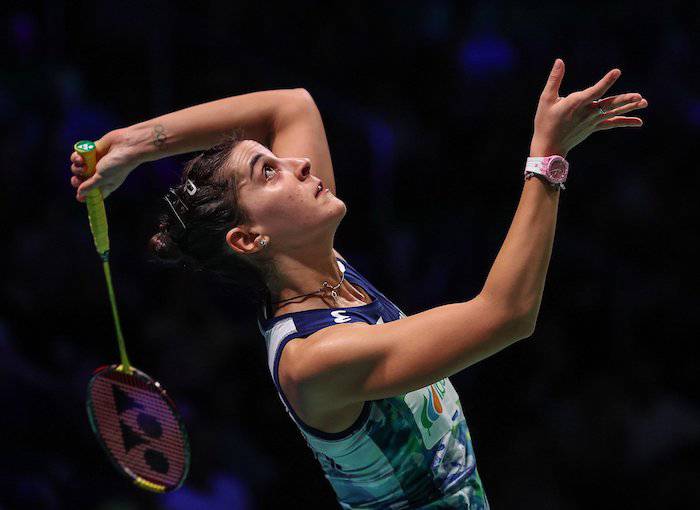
[69,88,336,201]
[283,59,648,409]
[286,175,557,406]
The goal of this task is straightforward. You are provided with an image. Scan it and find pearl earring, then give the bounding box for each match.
[259,239,267,246]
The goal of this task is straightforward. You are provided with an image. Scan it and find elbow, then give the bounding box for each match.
[275,88,317,124]
[476,293,537,342]
[510,309,537,340]
[497,316,535,343]
[517,318,537,339]
[293,87,315,103]
[291,88,317,111]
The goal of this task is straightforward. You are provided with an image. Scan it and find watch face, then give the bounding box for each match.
[548,159,567,181]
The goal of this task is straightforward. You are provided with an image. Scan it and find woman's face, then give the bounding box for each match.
[226,140,346,253]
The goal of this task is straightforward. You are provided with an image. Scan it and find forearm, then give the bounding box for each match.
[122,88,306,164]
[479,155,561,331]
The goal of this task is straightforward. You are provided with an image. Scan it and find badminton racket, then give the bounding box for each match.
[74,140,191,493]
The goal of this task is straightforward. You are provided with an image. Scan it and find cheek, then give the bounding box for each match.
[258,189,316,225]
[268,189,307,213]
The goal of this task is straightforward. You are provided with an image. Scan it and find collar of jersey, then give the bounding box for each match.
[261,258,380,328]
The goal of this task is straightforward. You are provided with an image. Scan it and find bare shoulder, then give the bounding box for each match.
[278,326,367,433]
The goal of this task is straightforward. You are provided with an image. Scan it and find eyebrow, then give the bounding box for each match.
[249,152,264,184]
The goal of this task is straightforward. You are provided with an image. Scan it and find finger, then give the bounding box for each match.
[71,163,86,176]
[581,68,621,102]
[593,93,643,112]
[595,116,643,131]
[71,176,81,188]
[71,152,84,166]
[599,98,648,119]
[77,176,101,198]
[541,58,565,100]
[94,138,108,160]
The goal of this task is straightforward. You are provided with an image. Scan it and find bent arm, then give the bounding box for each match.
[287,159,561,406]
[119,87,336,195]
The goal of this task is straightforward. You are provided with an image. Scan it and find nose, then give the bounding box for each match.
[293,158,312,180]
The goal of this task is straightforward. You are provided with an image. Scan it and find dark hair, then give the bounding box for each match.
[148,131,276,309]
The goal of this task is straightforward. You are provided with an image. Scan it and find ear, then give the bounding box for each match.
[226,227,263,255]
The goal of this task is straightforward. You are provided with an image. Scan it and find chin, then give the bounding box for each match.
[331,199,348,219]
[321,200,347,230]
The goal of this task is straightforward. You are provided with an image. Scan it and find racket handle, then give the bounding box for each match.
[74,140,110,259]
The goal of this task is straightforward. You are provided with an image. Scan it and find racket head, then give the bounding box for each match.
[86,364,190,492]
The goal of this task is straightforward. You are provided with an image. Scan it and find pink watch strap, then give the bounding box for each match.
[524,156,568,190]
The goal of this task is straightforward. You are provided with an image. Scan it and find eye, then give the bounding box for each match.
[262,164,276,181]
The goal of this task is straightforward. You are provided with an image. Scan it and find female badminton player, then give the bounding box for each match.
[69,59,647,508]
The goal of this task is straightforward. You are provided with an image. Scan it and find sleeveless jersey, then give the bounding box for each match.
[257,255,490,509]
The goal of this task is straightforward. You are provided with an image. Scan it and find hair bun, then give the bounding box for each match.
[148,216,183,263]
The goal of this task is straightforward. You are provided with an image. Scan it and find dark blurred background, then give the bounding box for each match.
[2,0,698,508]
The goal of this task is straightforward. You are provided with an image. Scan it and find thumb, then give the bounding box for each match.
[542,58,565,99]
[94,137,109,160]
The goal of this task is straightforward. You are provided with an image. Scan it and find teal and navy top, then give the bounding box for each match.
[257,255,490,509]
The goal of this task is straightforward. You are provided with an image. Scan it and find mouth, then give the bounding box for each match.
[315,181,324,198]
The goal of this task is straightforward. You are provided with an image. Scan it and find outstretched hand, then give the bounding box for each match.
[530,58,648,157]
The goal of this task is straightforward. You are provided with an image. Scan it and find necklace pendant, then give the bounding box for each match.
[331,289,338,300]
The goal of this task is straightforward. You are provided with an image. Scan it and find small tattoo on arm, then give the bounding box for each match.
[153,124,167,149]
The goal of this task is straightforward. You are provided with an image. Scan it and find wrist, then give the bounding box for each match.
[120,123,161,164]
[524,154,569,191]
[524,172,561,193]
[529,140,567,158]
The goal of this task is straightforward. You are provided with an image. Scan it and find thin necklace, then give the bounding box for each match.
[271,266,366,306]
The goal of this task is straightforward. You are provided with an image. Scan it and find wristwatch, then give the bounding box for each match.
[524,155,569,190]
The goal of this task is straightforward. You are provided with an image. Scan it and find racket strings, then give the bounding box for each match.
[88,367,189,490]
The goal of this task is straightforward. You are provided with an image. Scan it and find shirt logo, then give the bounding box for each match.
[405,378,461,449]
[331,310,351,323]
[420,380,447,429]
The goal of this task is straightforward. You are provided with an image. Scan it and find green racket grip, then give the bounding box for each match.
[74,141,110,259]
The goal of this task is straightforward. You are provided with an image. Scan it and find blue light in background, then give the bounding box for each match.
[11,11,37,53]
[687,98,700,127]
[367,117,396,176]
[57,69,118,155]
[161,471,252,510]
[458,33,515,78]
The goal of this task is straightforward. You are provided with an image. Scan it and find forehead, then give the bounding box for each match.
[230,140,275,188]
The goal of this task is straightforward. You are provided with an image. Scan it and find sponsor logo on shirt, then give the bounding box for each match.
[331,310,351,323]
[420,380,447,429]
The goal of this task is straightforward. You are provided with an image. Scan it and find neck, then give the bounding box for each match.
[266,243,363,307]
